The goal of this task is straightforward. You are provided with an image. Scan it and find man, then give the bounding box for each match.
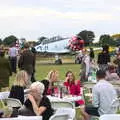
[97,45,110,71]
[18,43,35,83]
[8,43,18,73]
[30,44,37,82]
[81,70,117,120]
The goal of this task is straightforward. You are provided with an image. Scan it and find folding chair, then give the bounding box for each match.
[99,114,120,120]
[51,101,74,109]
[55,108,75,120]
[110,97,120,113]
[49,113,69,120]
[5,98,22,108]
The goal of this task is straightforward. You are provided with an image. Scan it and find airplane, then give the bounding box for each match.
[35,35,84,54]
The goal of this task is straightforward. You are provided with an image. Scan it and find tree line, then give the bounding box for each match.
[0,30,120,47]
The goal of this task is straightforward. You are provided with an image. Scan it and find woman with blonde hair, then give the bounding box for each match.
[9,70,29,104]
[46,70,59,95]
[19,81,54,120]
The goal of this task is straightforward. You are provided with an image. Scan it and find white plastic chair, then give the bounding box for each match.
[51,101,74,109]
[49,113,69,120]
[5,98,22,108]
[99,114,120,120]
[55,108,75,120]
[110,97,120,113]
[0,116,42,120]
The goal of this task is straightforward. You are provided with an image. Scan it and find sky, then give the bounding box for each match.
[0,0,120,41]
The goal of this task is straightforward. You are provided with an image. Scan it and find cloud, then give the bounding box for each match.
[0,7,113,22]
[0,0,119,40]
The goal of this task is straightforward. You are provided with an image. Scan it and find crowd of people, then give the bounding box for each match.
[0,43,120,120]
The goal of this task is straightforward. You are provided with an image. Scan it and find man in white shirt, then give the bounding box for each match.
[81,70,117,120]
[9,43,18,73]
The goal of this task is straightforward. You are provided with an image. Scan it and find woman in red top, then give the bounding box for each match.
[64,71,84,106]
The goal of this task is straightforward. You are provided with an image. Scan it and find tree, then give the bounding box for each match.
[111,34,120,46]
[99,34,115,46]
[0,39,2,45]
[38,36,47,44]
[77,30,95,46]
[3,35,18,46]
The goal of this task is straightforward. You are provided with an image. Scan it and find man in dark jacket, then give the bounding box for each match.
[18,43,35,83]
[97,45,110,71]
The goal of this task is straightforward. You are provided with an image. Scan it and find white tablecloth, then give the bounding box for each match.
[47,95,82,102]
[0,116,42,120]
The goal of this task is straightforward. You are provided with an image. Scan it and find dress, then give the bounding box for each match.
[9,85,24,104]
[19,96,54,120]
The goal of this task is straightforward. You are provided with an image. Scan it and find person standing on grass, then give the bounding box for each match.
[30,43,37,82]
[81,70,117,120]
[18,43,35,83]
[80,49,90,83]
[97,45,110,71]
[8,43,18,74]
[0,51,12,91]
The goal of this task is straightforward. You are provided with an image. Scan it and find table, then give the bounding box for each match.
[0,116,42,120]
[47,95,82,102]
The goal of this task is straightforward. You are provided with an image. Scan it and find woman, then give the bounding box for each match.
[19,81,54,120]
[0,51,12,91]
[64,71,84,106]
[9,70,29,104]
[46,70,59,95]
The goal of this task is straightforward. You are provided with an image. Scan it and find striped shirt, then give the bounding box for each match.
[92,79,117,115]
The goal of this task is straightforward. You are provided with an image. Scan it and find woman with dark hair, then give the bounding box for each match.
[64,71,84,106]
[41,79,50,95]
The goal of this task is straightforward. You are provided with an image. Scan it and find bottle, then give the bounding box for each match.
[60,87,63,98]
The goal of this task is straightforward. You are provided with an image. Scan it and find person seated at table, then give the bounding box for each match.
[81,70,117,120]
[64,71,84,106]
[41,79,50,95]
[106,64,120,81]
[9,70,29,104]
[19,81,54,120]
[46,70,59,95]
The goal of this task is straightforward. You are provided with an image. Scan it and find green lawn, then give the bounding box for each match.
[10,55,81,87]
[35,63,80,81]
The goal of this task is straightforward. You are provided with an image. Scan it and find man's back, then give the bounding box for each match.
[18,50,35,75]
[93,80,117,115]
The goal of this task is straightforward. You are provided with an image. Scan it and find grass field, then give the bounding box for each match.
[10,55,81,87]
[35,63,80,81]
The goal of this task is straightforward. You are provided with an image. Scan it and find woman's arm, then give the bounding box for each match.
[27,94,46,116]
